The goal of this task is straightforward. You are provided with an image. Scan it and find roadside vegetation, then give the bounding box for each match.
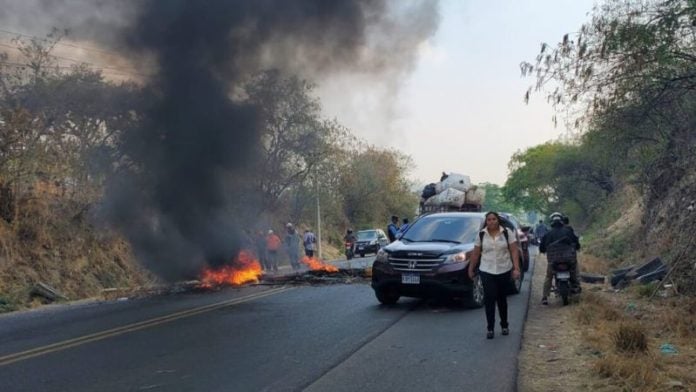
[510,0,696,293]
[0,32,417,310]
[516,1,696,390]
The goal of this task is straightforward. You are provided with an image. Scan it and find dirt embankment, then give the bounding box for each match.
[518,253,696,392]
[0,193,151,312]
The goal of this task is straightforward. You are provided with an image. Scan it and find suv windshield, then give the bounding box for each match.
[357,230,377,240]
[401,216,483,244]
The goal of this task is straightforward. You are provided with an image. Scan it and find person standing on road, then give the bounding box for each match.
[284,223,301,270]
[534,220,548,243]
[266,229,282,272]
[400,218,410,233]
[254,230,269,271]
[468,211,521,339]
[387,215,400,242]
[303,228,317,258]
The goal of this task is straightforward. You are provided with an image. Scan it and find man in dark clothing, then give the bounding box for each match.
[254,230,268,271]
[284,223,301,270]
[387,216,400,242]
[400,218,410,233]
[539,213,581,304]
[534,220,548,244]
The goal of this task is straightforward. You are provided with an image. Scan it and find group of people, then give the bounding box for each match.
[387,215,410,242]
[466,210,581,339]
[251,224,318,272]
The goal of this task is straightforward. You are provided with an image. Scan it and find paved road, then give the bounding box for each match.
[0,255,534,392]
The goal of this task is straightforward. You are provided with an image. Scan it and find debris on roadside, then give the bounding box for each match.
[579,273,605,284]
[610,257,668,288]
[30,282,68,303]
[100,267,369,299]
[659,343,679,355]
[258,268,370,286]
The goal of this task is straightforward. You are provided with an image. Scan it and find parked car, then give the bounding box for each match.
[355,229,389,257]
[499,212,531,272]
[371,212,526,307]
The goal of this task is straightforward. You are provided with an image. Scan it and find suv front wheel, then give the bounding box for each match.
[375,288,400,305]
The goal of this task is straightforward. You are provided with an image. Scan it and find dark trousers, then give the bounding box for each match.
[480,270,510,331]
[305,249,314,258]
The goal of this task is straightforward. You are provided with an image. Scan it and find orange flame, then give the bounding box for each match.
[200,250,263,287]
[301,256,339,272]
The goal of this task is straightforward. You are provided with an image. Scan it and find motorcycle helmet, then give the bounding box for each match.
[347,228,353,234]
[549,212,563,220]
[549,212,564,227]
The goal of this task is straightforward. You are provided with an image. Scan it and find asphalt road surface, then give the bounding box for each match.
[0,254,534,392]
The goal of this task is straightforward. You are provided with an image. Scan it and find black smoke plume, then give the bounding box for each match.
[1,0,440,280]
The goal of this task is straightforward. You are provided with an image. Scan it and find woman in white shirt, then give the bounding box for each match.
[468,212,521,339]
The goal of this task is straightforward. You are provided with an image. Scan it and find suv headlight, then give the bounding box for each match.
[443,251,467,264]
[375,249,389,263]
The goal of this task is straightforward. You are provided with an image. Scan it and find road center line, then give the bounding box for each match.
[0,286,292,367]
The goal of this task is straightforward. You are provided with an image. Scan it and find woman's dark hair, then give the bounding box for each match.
[484,211,501,223]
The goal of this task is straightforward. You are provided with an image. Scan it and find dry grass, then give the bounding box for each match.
[613,323,647,353]
[579,253,619,275]
[593,353,662,389]
[575,290,696,391]
[0,190,150,311]
[519,253,696,392]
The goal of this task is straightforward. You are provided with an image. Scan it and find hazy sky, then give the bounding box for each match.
[319,0,597,186]
[0,0,597,187]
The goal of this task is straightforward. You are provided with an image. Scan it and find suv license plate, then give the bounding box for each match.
[556,271,571,279]
[402,274,420,284]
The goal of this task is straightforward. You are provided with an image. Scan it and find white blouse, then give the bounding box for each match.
[475,227,515,275]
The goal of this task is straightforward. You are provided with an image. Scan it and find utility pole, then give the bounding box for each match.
[314,169,322,259]
[316,191,322,259]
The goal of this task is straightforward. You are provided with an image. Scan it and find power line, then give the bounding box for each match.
[0,60,146,78]
[0,42,152,78]
[0,28,119,58]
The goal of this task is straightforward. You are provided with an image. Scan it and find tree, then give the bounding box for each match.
[521,0,696,195]
[340,148,418,230]
[243,70,338,211]
[479,183,523,215]
[0,33,144,223]
[503,140,617,227]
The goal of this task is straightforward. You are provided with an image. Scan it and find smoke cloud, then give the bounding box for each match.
[1,0,440,280]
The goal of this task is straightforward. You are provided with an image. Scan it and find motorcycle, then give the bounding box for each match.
[344,241,355,260]
[547,243,578,306]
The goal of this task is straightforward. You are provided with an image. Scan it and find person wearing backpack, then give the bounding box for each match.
[468,211,521,339]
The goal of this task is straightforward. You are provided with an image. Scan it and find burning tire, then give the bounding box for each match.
[375,288,400,305]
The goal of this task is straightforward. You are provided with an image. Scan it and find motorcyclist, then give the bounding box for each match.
[344,229,357,244]
[539,212,581,305]
[344,229,357,257]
